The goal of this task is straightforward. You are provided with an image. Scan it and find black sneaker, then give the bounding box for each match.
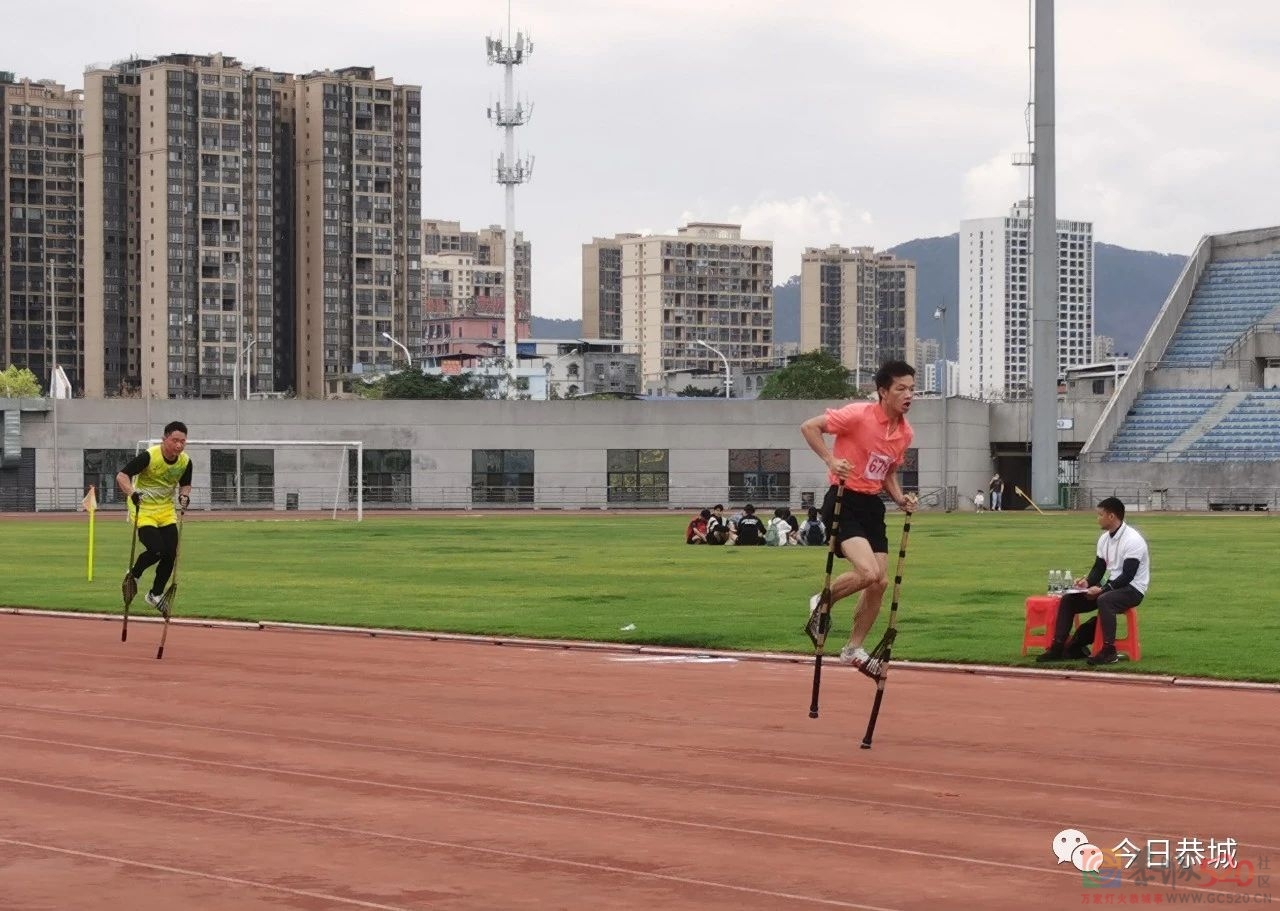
[1035,642,1068,663]
[1087,646,1120,666]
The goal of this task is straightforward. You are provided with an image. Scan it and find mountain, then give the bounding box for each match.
[535,237,1186,356]
[530,316,584,338]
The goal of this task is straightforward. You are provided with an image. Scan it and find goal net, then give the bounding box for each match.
[137,438,365,521]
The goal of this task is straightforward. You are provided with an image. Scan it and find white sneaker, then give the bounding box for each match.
[145,591,169,618]
[839,644,881,676]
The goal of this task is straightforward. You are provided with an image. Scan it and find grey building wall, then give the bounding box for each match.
[5,396,997,512]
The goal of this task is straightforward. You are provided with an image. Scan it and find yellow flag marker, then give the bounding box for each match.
[80,485,98,581]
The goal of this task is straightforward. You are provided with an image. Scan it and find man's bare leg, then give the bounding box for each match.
[848,552,889,649]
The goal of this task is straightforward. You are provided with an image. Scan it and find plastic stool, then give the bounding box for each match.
[1022,595,1061,656]
[1092,607,1141,661]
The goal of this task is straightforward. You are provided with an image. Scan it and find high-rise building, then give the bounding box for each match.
[958,201,1093,400]
[614,223,773,391]
[421,219,531,361]
[916,337,941,371]
[1094,334,1115,361]
[581,233,637,339]
[799,245,917,388]
[1,75,84,393]
[84,53,296,398]
[83,55,420,399]
[295,66,421,396]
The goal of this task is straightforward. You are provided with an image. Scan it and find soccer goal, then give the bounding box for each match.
[137,439,366,521]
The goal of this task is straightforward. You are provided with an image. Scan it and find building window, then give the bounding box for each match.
[349,449,411,505]
[472,449,533,504]
[210,449,274,505]
[607,449,669,503]
[899,448,919,493]
[728,449,790,504]
[83,449,136,506]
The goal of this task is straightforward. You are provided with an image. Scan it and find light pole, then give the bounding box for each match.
[695,338,731,399]
[934,305,950,511]
[241,337,257,400]
[382,331,412,369]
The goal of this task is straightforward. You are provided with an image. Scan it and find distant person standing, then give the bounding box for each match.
[989,474,1004,511]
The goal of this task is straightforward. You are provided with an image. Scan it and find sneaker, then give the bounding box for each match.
[1035,641,1068,663]
[838,644,881,675]
[1087,645,1121,666]
[145,591,169,618]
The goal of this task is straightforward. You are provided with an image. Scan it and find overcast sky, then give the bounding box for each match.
[10,0,1280,318]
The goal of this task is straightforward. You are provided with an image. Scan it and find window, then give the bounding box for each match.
[349,449,411,504]
[471,449,533,504]
[83,449,136,507]
[607,449,669,503]
[210,449,274,505]
[728,449,790,503]
[899,448,919,493]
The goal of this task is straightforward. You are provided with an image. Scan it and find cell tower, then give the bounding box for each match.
[486,5,534,399]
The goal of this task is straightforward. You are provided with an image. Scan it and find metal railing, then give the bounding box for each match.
[12,484,952,515]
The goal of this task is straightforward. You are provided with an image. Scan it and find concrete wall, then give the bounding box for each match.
[5,396,996,512]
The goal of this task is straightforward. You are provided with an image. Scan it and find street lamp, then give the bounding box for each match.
[382,331,413,369]
[694,338,731,399]
[241,337,257,400]
[934,305,950,511]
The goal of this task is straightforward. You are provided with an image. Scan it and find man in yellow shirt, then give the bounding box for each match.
[115,421,192,616]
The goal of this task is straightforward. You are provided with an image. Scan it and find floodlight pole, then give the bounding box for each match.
[1030,0,1059,508]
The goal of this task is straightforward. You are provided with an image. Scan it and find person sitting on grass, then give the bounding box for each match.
[1036,496,1150,666]
[765,507,793,546]
[734,504,766,545]
[685,508,711,544]
[798,506,826,546]
[706,504,732,545]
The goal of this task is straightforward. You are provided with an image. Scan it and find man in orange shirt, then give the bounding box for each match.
[800,360,918,673]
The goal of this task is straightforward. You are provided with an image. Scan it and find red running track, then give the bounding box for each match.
[1,614,1277,910]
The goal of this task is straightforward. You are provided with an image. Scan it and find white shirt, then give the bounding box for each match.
[1095,523,1150,594]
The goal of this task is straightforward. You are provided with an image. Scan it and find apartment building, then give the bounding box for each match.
[959,201,1094,400]
[612,223,773,390]
[1,75,84,393]
[799,245,916,388]
[581,233,638,340]
[295,66,421,395]
[83,53,296,398]
[81,54,420,399]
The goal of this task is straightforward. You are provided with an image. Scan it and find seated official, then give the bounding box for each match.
[1037,496,1149,666]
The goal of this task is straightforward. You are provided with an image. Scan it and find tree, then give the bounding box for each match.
[758,350,862,400]
[0,366,42,398]
[676,384,720,397]
[357,370,488,400]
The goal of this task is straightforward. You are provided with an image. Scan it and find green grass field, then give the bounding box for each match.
[3,511,1278,681]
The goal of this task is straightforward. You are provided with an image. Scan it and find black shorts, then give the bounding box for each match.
[821,486,888,554]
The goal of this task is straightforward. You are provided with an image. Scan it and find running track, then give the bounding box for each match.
[1,614,1276,910]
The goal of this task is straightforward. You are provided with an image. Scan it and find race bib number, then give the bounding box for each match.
[864,452,892,481]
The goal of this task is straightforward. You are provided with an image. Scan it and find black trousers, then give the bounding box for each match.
[1054,586,1144,648]
[133,524,179,596]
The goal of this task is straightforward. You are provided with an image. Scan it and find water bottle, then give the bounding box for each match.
[1046,570,1057,594]
[1063,569,1073,591]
